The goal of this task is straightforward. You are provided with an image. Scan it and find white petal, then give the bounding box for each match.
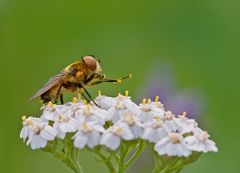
[121,129,134,140]
[131,125,143,139]
[184,136,218,153]
[59,122,68,132]
[205,140,218,152]
[164,120,179,132]
[140,112,153,123]
[67,119,78,132]
[40,126,57,140]
[142,128,158,143]
[30,135,47,150]
[100,132,120,150]
[87,131,100,148]
[155,136,191,157]
[53,123,66,139]
[95,95,117,110]
[142,127,167,143]
[157,128,168,141]
[20,126,29,140]
[94,125,105,133]
[154,137,169,154]
[73,133,88,149]
[41,111,56,121]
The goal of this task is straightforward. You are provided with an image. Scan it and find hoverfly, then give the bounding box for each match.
[30,55,131,105]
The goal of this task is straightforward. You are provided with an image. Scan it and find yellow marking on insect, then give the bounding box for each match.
[73,97,77,104]
[155,96,159,103]
[21,116,26,121]
[125,90,129,97]
[98,90,102,96]
[182,112,187,117]
[142,98,147,104]
[77,93,81,99]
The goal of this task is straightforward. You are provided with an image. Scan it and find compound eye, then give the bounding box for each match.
[82,56,97,71]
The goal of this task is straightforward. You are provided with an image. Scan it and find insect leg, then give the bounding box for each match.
[77,88,91,104]
[60,94,64,104]
[80,84,100,107]
[54,85,63,104]
[81,92,90,103]
[90,74,132,85]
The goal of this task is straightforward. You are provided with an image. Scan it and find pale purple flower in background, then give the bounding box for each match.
[137,60,205,120]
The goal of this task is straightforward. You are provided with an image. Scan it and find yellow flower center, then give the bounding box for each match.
[169,133,181,144]
[73,97,77,104]
[155,96,159,103]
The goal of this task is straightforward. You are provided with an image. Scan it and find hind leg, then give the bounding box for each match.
[60,94,64,104]
[54,85,63,104]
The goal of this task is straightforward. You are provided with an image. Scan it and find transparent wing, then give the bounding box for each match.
[30,71,68,100]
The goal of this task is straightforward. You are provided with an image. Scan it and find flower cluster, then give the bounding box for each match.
[20,91,217,157]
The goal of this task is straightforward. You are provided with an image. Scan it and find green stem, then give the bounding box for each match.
[64,156,84,173]
[125,140,145,169]
[43,139,84,173]
[118,144,129,173]
[161,158,180,173]
[152,151,163,173]
[88,147,116,173]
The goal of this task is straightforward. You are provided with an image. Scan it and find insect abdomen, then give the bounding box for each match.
[41,93,51,103]
[40,84,61,103]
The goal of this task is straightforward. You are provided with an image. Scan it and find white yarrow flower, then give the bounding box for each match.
[53,113,78,139]
[20,93,218,160]
[139,98,165,123]
[100,123,134,150]
[162,111,180,132]
[75,104,106,125]
[185,131,218,153]
[154,132,192,157]
[175,114,198,134]
[142,119,169,143]
[41,102,65,121]
[73,121,105,149]
[94,94,117,110]
[107,94,140,123]
[20,116,57,150]
[118,113,143,139]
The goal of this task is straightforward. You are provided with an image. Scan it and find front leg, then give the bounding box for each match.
[77,82,100,107]
[85,73,105,85]
[86,73,131,86]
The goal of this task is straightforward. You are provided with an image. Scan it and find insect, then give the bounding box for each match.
[30,55,131,105]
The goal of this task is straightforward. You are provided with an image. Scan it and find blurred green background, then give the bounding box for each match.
[1,0,239,172]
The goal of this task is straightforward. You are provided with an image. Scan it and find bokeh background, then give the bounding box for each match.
[1,0,239,172]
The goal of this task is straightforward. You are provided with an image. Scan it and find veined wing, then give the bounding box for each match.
[30,71,69,100]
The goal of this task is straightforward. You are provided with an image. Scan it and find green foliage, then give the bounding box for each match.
[0,0,239,172]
